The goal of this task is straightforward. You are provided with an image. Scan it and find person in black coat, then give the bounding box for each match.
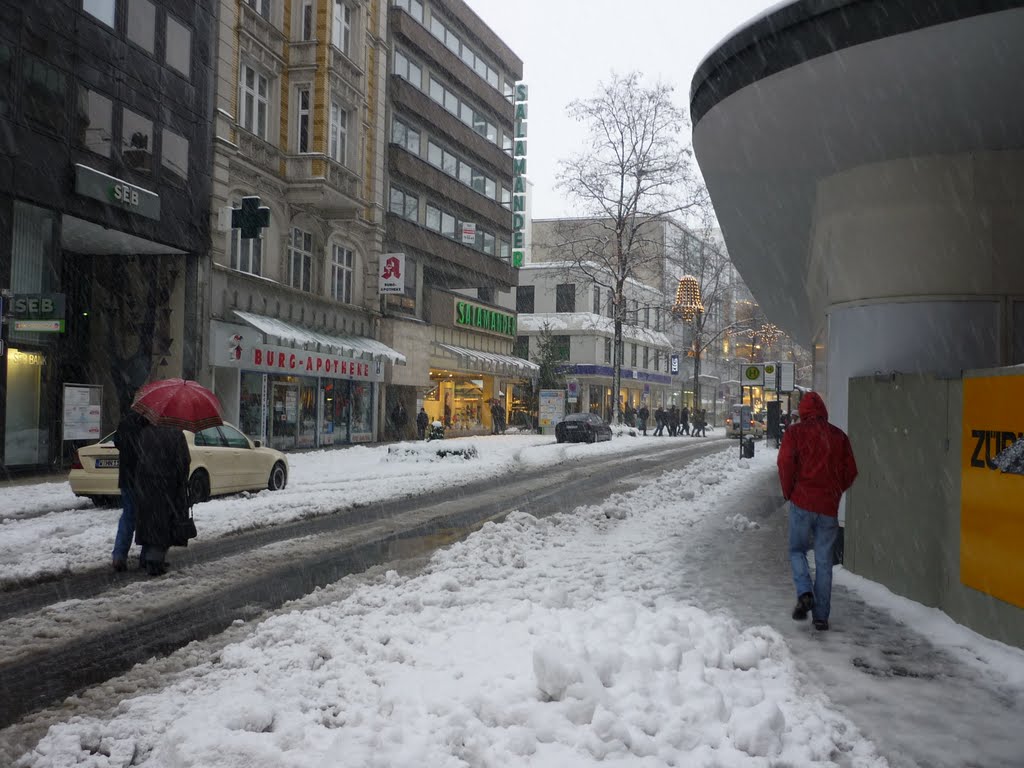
[134,425,191,576]
[416,407,429,440]
[111,409,149,570]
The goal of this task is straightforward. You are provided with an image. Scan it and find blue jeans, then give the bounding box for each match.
[788,503,839,621]
[112,487,146,562]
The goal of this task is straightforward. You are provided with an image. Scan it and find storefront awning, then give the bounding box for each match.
[433,342,539,378]
[234,310,406,365]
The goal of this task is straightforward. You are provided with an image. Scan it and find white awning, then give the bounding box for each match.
[234,310,406,365]
[433,342,539,378]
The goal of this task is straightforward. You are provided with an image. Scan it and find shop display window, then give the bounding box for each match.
[239,372,264,442]
[351,381,374,440]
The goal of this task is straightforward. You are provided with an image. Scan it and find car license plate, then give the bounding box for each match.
[95,458,119,469]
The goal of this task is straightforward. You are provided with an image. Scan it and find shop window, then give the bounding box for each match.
[76,86,113,157]
[127,0,156,53]
[513,335,529,360]
[553,335,570,361]
[516,285,534,313]
[330,101,347,164]
[161,127,189,185]
[23,56,67,134]
[331,243,353,304]
[556,284,575,313]
[84,0,115,26]
[288,227,313,291]
[166,14,192,79]
[350,381,374,440]
[332,1,352,55]
[240,64,269,139]
[239,372,264,440]
[121,108,153,172]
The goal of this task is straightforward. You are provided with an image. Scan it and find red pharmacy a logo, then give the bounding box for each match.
[382,256,402,279]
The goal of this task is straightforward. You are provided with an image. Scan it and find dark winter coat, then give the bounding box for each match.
[416,410,429,430]
[134,426,191,549]
[113,410,149,491]
[777,392,858,517]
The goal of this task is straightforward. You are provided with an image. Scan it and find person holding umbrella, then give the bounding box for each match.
[130,379,222,576]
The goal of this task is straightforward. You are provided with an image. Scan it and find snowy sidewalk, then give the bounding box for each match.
[8,446,1024,767]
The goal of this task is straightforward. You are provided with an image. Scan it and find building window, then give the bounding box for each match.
[630,344,637,367]
[300,0,314,40]
[499,239,510,262]
[76,86,113,157]
[393,49,422,88]
[592,287,601,315]
[297,87,311,152]
[332,1,352,55]
[516,285,534,314]
[23,56,66,134]
[556,284,575,313]
[425,204,440,231]
[643,305,650,328]
[165,15,192,78]
[477,287,495,303]
[83,0,115,27]
[604,338,612,364]
[230,201,263,275]
[553,336,570,361]
[393,0,422,22]
[331,244,354,303]
[161,127,188,185]
[247,0,271,20]
[440,211,455,238]
[289,227,313,291]
[240,65,269,139]
[389,186,418,221]
[330,102,347,164]
[391,117,419,154]
[654,351,660,371]
[127,0,156,53]
[121,108,153,172]
[643,347,649,369]
[513,335,529,360]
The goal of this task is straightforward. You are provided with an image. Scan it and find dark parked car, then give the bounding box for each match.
[555,413,613,444]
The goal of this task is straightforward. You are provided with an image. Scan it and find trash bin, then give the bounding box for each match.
[742,435,755,459]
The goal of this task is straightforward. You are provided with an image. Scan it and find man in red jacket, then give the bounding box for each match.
[777,391,858,631]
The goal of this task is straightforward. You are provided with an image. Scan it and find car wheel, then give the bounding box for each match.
[587,429,596,444]
[268,461,287,491]
[556,432,565,443]
[188,470,211,505]
[88,495,117,508]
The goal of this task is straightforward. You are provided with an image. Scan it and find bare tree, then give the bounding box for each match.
[553,72,702,424]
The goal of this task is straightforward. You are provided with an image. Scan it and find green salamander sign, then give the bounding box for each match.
[512,83,528,268]
[455,300,517,338]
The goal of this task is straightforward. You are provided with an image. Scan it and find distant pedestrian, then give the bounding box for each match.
[111,408,149,571]
[653,406,665,436]
[668,406,679,436]
[134,424,192,576]
[391,402,408,440]
[637,404,649,435]
[778,391,858,631]
[624,404,636,428]
[694,409,707,437]
[680,406,690,436]
[490,401,503,435]
[416,407,429,440]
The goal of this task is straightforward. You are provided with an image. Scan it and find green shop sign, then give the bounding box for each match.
[455,300,517,338]
[512,83,528,268]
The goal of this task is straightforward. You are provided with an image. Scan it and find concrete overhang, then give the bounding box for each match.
[690,0,1024,345]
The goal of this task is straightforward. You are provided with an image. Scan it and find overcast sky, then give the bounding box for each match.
[463,0,776,218]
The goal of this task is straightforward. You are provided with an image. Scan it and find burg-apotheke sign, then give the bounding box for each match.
[232,343,381,381]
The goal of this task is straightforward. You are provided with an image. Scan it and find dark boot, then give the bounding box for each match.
[792,592,814,620]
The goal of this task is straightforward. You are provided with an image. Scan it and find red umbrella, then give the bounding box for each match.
[131,378,224,432]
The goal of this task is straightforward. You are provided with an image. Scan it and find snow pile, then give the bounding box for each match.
[16,449,886,767]
[726,513,761,531]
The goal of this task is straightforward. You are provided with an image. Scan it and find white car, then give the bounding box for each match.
[70,423,289,506]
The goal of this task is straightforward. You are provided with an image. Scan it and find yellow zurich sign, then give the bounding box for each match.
[960,372,1024,608]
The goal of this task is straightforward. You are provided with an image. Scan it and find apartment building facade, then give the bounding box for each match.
[380,0,536,436]
[204,0,406,450]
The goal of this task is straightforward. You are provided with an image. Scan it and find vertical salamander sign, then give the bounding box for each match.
[512,83,528,268]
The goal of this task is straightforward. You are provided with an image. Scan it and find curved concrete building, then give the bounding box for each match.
[692,1,1024,646]
[692,0,1024,430]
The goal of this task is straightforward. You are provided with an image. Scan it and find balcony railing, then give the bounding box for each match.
[285,153,364,214]
[236,130,283,177]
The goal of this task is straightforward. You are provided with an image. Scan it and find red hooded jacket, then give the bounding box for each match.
[777,391,858,517]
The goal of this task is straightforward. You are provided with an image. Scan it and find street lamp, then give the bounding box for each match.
[671,275,704,414]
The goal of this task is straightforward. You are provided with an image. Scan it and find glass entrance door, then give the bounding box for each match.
[269,381,298,450]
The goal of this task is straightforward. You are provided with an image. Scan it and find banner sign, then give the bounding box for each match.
[62,384,102,441]
[378,252,406,295]
[960,372,1024,608]
[670,354,679,375]
[512,83,528,268]
[539,389,565,427]
[10,293,66,333]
